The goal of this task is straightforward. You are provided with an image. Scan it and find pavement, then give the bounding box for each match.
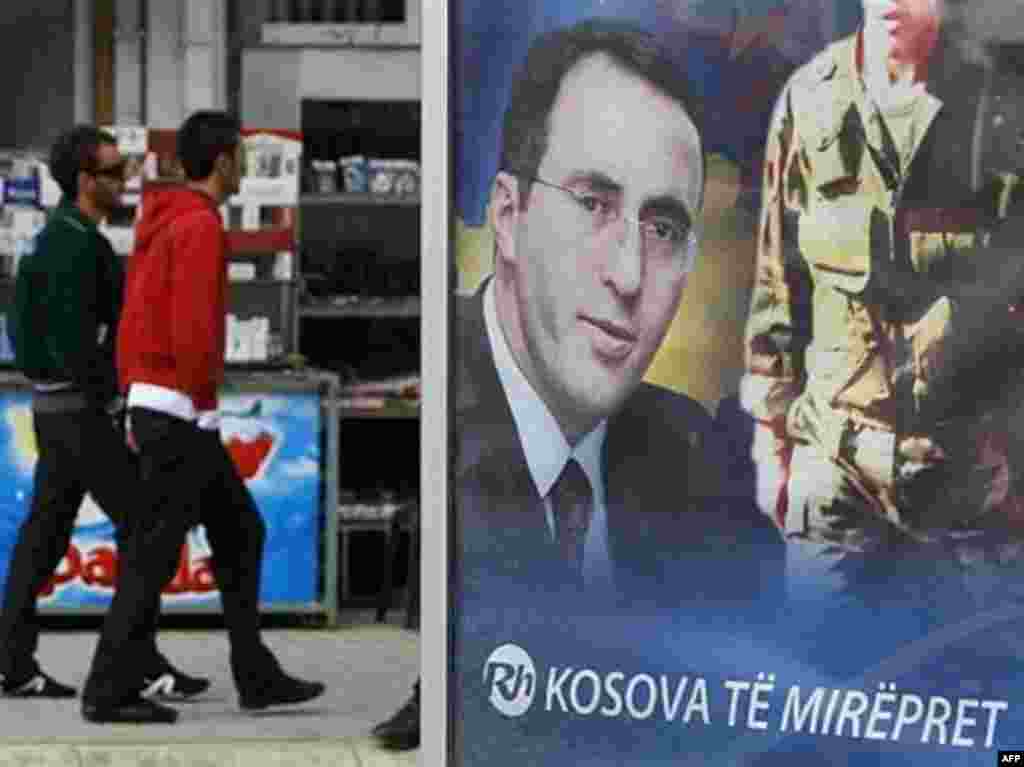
[0,610,421,766]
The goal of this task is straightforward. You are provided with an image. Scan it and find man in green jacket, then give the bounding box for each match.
[0,125,206,700]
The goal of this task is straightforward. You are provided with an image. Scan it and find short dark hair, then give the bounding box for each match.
[176,110,241,181]
[49,125,118,200]
[499,18,706,209]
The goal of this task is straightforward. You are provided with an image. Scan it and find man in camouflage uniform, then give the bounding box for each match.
[742,0,1024,608]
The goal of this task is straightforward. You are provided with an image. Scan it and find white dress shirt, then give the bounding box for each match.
[483,281,614,588]
[127,383,221,431]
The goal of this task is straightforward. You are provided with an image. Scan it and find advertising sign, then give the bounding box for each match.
[0,391,322,607]
[234,130,303,209]
[445,1,1024,764]
[101,124,148,192]
[1,154,42,209]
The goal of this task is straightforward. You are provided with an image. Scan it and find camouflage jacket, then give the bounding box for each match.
[743,31,1023,468]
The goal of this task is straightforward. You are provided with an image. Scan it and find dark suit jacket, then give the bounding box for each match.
[451,285,786,766]
[453,284,783,610]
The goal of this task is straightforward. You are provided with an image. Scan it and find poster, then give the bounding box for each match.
[447,1,1024,764]
[235,130,303,208]
[0,390,322,607]
[100,125,148,193]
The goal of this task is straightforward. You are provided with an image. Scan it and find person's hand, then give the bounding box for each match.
[847,431,946,494]
[850,428,898,490]
[894,430,1010,532]
[898,435,947,468]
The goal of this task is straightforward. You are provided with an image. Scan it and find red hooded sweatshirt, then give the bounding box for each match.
[117,186,227,413]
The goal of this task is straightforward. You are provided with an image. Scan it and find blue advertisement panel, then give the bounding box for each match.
[0,390,322,606]
[451,1,1024,764]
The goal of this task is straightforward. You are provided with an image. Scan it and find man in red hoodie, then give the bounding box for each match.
[80,111,325,724]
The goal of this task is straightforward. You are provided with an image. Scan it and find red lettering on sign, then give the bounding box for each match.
[191,556,217,592]
[81,546,118,588]
[37,541,219,598]
[162,542,217,594]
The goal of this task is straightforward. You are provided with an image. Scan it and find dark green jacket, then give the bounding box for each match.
[10,199,124,407]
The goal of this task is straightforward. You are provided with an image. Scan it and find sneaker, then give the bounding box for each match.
[140,666,211,701]
[1,671,76,698]
[239,672,325,711]
[373,683,420,750]
[82,695,179,724]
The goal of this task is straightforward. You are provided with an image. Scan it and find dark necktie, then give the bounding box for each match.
[550,458,593,579]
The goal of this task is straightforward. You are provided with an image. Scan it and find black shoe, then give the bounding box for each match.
[239,673,325,711]
[1,670,76,698]
[140,665,211,701]
[82,696,179,724]
[372,682,419,736]
[373,688,420,750]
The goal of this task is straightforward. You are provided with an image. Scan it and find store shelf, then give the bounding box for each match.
[262,23,420,48]
[299,296,420,318]
[337,500,413,523]
[338,399,420,420]
[224,359,294,372]
[228,278,298,286]
[296,90,422,611]
[300,192,419,207]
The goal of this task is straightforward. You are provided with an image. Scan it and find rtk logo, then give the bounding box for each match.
[484,644,536,717]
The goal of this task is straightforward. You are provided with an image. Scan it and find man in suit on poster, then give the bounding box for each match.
[455,18,782,607]
[370,17,785,754]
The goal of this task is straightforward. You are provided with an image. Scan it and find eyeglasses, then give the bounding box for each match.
[89,162,127,181]
[509,171,699,274]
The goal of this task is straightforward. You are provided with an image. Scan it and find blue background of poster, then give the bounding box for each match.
[453,0,864,226]
[456,588,1024,766]
[0,390,322,607]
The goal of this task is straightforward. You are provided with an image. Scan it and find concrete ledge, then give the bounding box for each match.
[0,739,417,767]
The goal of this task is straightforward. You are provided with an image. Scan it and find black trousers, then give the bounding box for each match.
[0,406,167,683]
[83,407,271,706]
